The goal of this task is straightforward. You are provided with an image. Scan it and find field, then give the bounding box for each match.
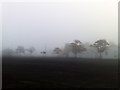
[2,57,118,88]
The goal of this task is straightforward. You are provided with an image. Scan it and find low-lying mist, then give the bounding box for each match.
[2,39,118,59]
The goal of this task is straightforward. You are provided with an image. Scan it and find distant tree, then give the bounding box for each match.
[2,48,14,56]
[53,47,62,56]
[41,51,47,57]
[16,46,25,56]
[91,39,109,58]
[74,40,82,45]
[64,40,86,58]
[63,43,72,57]
[89,44,99,58]
[70,40,86,57]
[26,47,36,55]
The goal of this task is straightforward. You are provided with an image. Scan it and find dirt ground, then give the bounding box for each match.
[2,57,118,88]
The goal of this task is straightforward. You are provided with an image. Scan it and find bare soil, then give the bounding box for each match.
[2,57,118,88]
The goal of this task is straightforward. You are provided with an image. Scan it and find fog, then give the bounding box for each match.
[2,0,118,58]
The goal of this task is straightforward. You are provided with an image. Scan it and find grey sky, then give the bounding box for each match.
[2,0,118,51]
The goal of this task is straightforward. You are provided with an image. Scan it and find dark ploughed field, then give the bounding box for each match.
[2,57,118,88]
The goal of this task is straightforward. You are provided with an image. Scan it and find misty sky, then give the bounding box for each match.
[2,0,118,51]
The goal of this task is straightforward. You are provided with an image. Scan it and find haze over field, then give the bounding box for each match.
[1,0,118,58]
[1,1,119,89]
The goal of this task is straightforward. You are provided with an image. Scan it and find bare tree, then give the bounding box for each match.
[91,39,109,58]
[16,46,25,56]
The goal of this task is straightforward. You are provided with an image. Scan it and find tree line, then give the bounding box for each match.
[3,39,111,58]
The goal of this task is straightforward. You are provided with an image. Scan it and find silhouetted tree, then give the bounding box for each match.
[91,39,109,58]
[16,46,25,56]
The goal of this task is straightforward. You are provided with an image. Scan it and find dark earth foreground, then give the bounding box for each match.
[2,57,118,88]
